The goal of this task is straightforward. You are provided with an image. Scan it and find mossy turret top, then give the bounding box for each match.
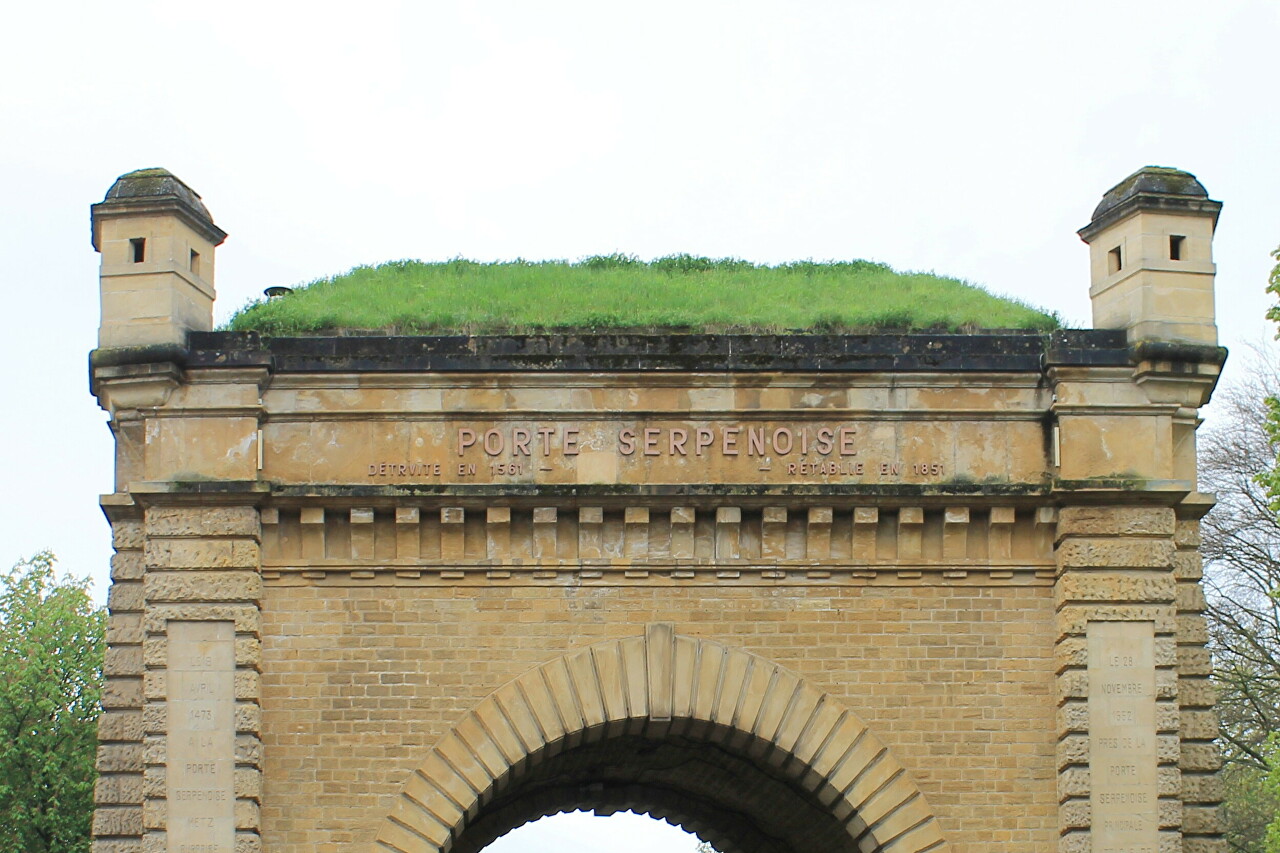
[92,167,226,249]
[1079,166,1221,241]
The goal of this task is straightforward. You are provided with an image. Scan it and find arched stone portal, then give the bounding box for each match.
[88,167,1227,853]
[375,626,947,853]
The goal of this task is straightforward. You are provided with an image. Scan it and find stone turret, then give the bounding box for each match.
[91,168,226,349]
[1078,166,1221,345]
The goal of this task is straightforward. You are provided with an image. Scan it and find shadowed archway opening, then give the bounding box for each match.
[375,627,948,853]
[457,725,859,853]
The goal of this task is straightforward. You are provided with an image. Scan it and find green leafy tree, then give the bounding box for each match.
[0,552,105,853]
[1200,340,1280,852]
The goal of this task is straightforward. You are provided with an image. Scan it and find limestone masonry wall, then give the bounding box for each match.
[89,166,1229,853]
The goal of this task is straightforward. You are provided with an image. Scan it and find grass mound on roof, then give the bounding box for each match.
[225,255,1060,335]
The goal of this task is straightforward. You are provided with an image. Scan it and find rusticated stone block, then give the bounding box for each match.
[141,798,165,830]
[1174,551,1204,580]
[235,767,262,800]
[1060,798,1090,829]
[235,670,260,701]
[102,677,143,710]
[1059,507,1175,537]
[1156,735,1180,764]
[1180,710,1218,740]
[1058,671,1088,699]
[235,735,262,766]
[1156,702,1181,733]
[1174,520,1203,548]
[1177,647,1213,676]
[96,743,143,773]
[1158,797,1182,828]
[1180,743,1222,773]
[145,539,259,570]
[235,798,260,830]
[235,831,262,853]
[106,612,143,645]
[1058,830,1089,853]
[1056,637,1087,670]
[93,806,144,836]
[143,604,260,634]
[1057,605,1177,636]
[144,571,262,604]
[235,636,262,668]
[95,773,143,805]
[142,766,165,798]
[111,521,145,551]
[1057,539,1176,569]
[108,581,144,613]
[92,841,143,853]
[1182,805,1221,835]
[105,645,143,678]
[97,710,143,742]
[1176,584,1207,612]
[142,735,165,766]
[146,506,259,538]
[1057,767,1090,799]
[1057,702,1089,733]
[1055,572,1176,604]
[141,704,165,734]
[1057,734,1089,768]
[1176,614,1209,643]
[235,702,262,733]
[111,551,144,581]
[1182,838,1228,853]
[1181,772,1222,802]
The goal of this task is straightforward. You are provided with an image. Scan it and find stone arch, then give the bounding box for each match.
[374,625,950,853]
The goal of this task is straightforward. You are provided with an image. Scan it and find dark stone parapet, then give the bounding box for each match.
[176,329,1135,374]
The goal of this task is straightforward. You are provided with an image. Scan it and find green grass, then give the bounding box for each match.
[225,255,1060,335]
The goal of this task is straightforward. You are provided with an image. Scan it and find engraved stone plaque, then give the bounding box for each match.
[1088,620,1158,852]
[167,621,235,853]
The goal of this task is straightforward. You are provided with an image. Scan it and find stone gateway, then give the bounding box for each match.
[89,166,1227,852]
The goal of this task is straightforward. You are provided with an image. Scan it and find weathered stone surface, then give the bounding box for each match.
[94,773,143,805]
[146,506,259,538]
[1057,539,1176,569]
[143,571,261,603]
[92,806,143,836]
[88,170,1229,853]
[97,710,143,742]
[96,743,143,773]
[1055,572,1176,604]
[1059,507,1175,537]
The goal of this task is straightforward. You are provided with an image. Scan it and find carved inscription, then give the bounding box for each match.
[167,621,235,853]
[1089,621,1157,852]
[352,420,959,485]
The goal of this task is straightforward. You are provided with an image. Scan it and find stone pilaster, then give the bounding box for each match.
[94,502,146,853]
[1173,514,1225,852]
[139,505,262,853]
[1055,506,1180,853]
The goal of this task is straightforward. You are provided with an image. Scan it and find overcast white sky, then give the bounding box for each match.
[1,1,1277,849]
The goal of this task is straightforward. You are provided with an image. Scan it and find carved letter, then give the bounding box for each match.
[483,429,504,456]
[644,428,661,456]
[537,426,555,456]
[512,428,531,456]
[564,428,581,456]
[773,427,794,455]
[747,427,765,456]
[839,427,857,456]
[619,429,637,456]
[695,428,714,456]
[722,427,740,456]
[815,427,834,455]
[457,428,477,456]
[670,429,688,456]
